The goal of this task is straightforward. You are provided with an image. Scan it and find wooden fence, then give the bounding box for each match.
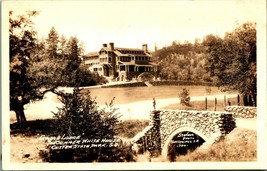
[204,94,256,111]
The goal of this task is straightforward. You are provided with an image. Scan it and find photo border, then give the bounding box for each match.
[2,0,267,170]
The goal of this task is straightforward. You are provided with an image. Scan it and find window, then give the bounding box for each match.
[109,57,111,62]
[120,65,125,71]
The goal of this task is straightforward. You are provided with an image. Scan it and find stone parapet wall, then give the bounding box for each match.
[131,110,161,155]
[158,110,235,148]
[132,110,236,156]
[224,106,257,118]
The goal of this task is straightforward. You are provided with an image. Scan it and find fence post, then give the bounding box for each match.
[237,94,240,106]
[205,97,207,110]
[224,95,226,107]
[248,94,253,106]
[228,98,231,106]
[214,97,217,111]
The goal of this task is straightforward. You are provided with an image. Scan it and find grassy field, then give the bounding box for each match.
[174,128,257,161]
[116,119,149,138]
[161,97,238,111]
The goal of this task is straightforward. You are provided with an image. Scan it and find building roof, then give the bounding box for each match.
[84,44,152,57]
[116,47,144,51]
[84,51,99,57]
[100,47,148,52]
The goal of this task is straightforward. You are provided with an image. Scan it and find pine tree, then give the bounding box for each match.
[46,27,59,59]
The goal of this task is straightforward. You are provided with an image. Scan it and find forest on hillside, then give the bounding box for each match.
[153,22,256,105]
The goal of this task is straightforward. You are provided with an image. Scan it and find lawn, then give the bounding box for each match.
[161,97,238,111]
[174,128,257,161]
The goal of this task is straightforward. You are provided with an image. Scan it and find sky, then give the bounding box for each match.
[3,0,264,53]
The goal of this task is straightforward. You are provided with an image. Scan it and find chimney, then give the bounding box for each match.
[142,44,148,53]
[109,42,114,51]
[103,43,107,47]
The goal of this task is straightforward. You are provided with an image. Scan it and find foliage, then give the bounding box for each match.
[153,41,209,82]
[138,72,155,82]
[115,120,149,138]
[101,82,147,88]
[40,87,135,162]
[52,87,119,137]
[9,12,101,125]
[178,88,190,106]
[203,22,256,106]
[148,80,213,86]
[43,28,107,87]
[153,22,256,106]
[9,11,49,125]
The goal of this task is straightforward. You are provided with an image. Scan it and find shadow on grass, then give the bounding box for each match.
[10,119,57,136]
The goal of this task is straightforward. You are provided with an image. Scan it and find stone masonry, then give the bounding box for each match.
[224,106,257,118]
[131,110,236,159]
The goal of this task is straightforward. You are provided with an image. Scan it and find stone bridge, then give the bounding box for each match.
[131,110,236,160]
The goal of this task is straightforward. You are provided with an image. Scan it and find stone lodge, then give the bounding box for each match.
[82,42,157,81]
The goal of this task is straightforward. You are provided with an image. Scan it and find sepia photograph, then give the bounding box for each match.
[1,0,267,170]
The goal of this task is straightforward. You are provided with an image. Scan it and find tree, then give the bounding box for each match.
[40,88,134,162]
[53,88,119,137]
[224,22,256,106]
[46,27,59,59]
[58,35,68,58]
[66,36,81,72]
[9,12,107,126]
[9,11,44,125]
[203,23,256,106]
[10,13,67,125]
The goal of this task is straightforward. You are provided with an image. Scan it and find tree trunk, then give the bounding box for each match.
[248,94,253,106]
[253,94,257,107]
[15,105,27,126]
[243,95,249,106]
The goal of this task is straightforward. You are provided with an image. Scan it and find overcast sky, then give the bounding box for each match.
[4,0,264,53]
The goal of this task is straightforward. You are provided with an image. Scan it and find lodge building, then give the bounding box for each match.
[82,42,157,81]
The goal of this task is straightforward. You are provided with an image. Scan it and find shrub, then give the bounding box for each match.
[178,88,191,106]
[137,72,155,82]
[148,80,213,86]
[205,86,212,95]
[101,82,147,88]
[66,67,108,87]
[40,87,135,162]
[115,120,149,138]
